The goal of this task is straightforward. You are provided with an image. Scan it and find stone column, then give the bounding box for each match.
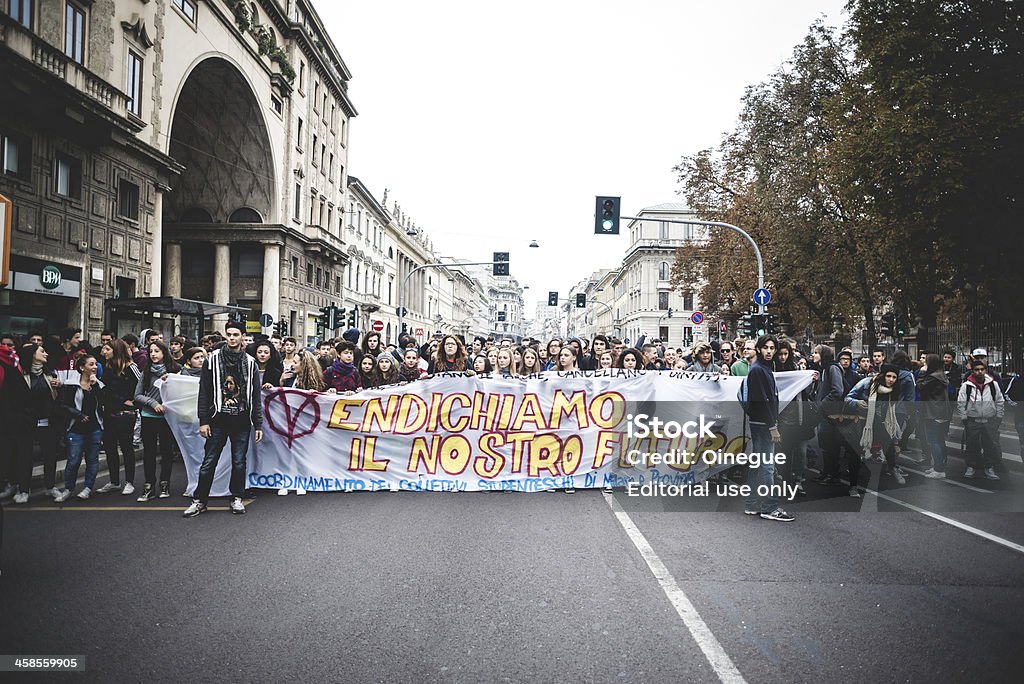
[164,243,182,297]
[212,242,231,329]
[262,243,281,330]
[151,189,163,296]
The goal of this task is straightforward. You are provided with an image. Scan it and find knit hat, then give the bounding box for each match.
[377,351,394,363]
[342,328,360,343]
[224,320,245,334]
[879,363,899,376]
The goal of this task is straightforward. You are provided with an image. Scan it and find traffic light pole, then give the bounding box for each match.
[584,299,614,325]
[398,261,500,336]
[621,216,767,313]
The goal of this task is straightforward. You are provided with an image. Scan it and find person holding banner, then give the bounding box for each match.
[400,348,426,382]
[358,355,378,388]
[427,335,474,375]
[495,348,517,378]
[185,321,263,517]
[96,340,141,496]
[135,341,180,501]
[375,353,398,386]
[324,342,362,393]
[249,341,282,388]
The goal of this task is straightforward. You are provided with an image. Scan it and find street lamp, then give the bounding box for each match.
[529,240,539,248]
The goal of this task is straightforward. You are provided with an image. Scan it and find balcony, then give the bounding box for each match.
[302,224,347,262]
[1,15,132,123]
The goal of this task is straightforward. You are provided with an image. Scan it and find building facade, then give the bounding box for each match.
[1,0,356,342]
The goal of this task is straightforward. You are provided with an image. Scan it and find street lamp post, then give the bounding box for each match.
[399,261,499,337]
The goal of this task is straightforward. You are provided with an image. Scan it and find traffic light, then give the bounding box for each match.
[497,311,507,322]
[894,312,906,337]
[576,293,586,308]
[667,308,674,318]
[548,291,558,306]
[318,307,331,331]
[272,321,282,337]
[335,308,346,330]
[880,312,895,338]
[348,307,357,329]
[764,314,777,335]
[741,315,755,337]
[755,314,768,337]
[279,320,289,336]
[594,196,620,234]
[493,252,509,276]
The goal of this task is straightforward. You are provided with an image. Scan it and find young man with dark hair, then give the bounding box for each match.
[957,359,1005,480]
[870,348,887,374]
[742,334,793,521]
[316,340,335,372]
[324,341,361,393]
[100,330,115,346]
[185,321,263,517]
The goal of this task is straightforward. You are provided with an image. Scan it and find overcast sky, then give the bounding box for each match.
[317,0,848,316]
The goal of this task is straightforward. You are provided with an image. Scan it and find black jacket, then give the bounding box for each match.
[917,371,952,421]
[55,380,109,433]
[745,359,780,429]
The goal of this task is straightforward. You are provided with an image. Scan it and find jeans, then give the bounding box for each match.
[141,418,174,486]
[103,411,137,485]
[12,423,59,491]
[778,427,807,484]
[818,419,842,478]
[193,423,251,503]
[745,424,779,514]
[922,419,949,472]
[64,428,102,492]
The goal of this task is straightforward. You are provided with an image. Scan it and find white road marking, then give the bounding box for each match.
[603,492,747,684]
[894,461,995,493]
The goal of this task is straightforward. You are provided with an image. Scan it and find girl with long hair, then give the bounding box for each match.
[428,335,473,374]
[399,348,424,383]
[8,344,61,502]
[599,351,614,369]
[774,338,810,496]
[495,348,517,378]
[293,350,327,391]
[249,340,283,388]
[555,346,578,372]
[134,340,180,501]
[519,347,543,375]
[375,353,399,386]
[846,364,907,485]
[53,354,107,502]
[180,347,207,377]
[97,339,141,495]
[358,354,378,388]
[616,348,644,370]
[916,353,952,479]
[473,354,493,374]
[543,339,562,371]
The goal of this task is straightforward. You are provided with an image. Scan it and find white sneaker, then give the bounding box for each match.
[77,487,92,500]
[122,482,135,495]
[54,489,73,503]
[43,487,59,497]
[0,484,15,500]
[230,497,246,514]
[277,488,289,496]
[983,468,1000,481]
[296,487,307,496]
[924,469,946,479]
[13,491,29,504]
[893,470,906,485]
[96,482,120,494]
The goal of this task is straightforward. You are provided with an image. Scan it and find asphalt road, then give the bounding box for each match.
[1,441,1023,683]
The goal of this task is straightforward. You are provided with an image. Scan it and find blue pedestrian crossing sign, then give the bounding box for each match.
[260,313,273,327]
[752,288,771,306]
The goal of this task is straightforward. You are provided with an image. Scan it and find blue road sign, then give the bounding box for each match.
[260,313,273,327]
[753,288,771,306]
[691,311,704,325]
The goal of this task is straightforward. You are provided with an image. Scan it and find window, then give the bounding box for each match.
[658,292,669,310]
[306,262,313,284]
[335,275,340,294]
[238,247,262,277]
[328,153,334,181]
[293,182,301,221]
[126,50,143,117]
[683,292,694,310]
[291,256,299,279]
[313,81,319,111]
[659,261,669,281]
[54,154,81,198]
[322,94,327,119]
[330,103,336,130]
[326,206,333,229]
[271,95,282,115]
[64,1,86,65]
[10,0,33,29]
[311,133,318,164]
[659,221,669,240]
[660,326,670,342]
[172,0,197,23]
[315,267,322,288]
[228,207,262,223]
[299,62,305,92]
[117,179,139,220]
[320,143,326,174]
[1,131,31,181]
[296,118,303,151]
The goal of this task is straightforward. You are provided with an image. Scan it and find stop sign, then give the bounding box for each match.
[372,320,384,332]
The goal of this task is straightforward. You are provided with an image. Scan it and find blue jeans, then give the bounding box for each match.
[745,425,779,514]
[922,419,949,472]
[65,428,102,492]
[194,422,251,503]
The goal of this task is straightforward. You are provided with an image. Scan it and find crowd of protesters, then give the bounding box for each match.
[1,325,1020,520]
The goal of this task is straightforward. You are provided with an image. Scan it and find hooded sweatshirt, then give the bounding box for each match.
[957,373,1005,422]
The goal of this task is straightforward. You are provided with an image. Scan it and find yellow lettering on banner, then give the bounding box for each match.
[496,394,516,430]
[427,392,444,432]
[528,434,562,477]
[593,431,622,469]
[505,432,533,473]
[589,391,625,429]
[550,390,588,430]
[561,435,583,475]
[440,435,472,475]
[329,398,365,430]
[474,434,506,478]
[361,436,389,472]
[439,394,471,432]
[725,435,747,454]
[510,393,546,431]
[408,435,440,474]
[470,392,499,431]
[349,437,362,470]
[394,394,428,434]
[361,396,399,433]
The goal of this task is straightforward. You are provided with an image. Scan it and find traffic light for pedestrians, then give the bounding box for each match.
[576,293,586,308]
[548,292,558,306]
[493,252,509,276]
[594,196,621,234]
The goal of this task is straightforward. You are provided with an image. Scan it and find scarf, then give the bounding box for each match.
[150,363,167,377]
[31,362,46,376]
[860,383,901,452]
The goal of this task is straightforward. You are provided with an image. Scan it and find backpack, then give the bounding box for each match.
[964,382,997,402]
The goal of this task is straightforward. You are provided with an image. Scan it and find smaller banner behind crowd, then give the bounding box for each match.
[161,370,815,495]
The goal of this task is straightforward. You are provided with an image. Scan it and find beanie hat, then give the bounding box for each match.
[879,363,899,377]
[377,352,395,363]
[342,328,360,343]
[224,320,245,334]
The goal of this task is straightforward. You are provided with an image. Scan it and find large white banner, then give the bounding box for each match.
[160,370,815,495]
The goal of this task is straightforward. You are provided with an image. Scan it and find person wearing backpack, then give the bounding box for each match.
[956,358,1005,480]
[916,353,952,479]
